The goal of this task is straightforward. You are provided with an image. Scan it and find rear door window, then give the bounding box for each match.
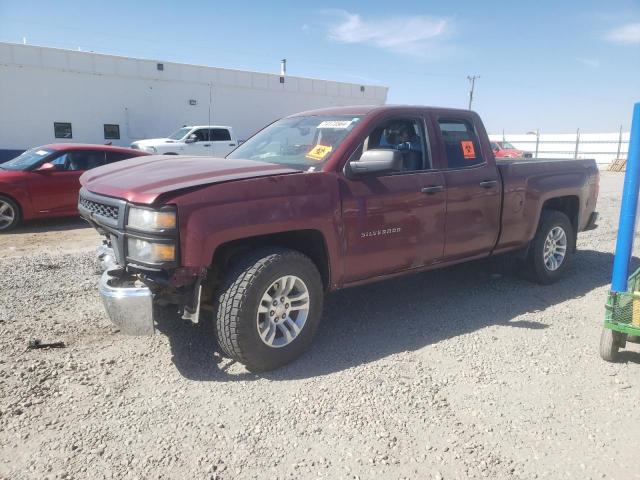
[211,128,231,141]
[438,119,484,168]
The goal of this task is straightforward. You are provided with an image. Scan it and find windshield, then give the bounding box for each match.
[500,142,516,149]
[167,127,192,140]
[1,148,55,171]
[228,115,362,169]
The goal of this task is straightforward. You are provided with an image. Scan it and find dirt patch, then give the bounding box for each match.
[0,217,100,258]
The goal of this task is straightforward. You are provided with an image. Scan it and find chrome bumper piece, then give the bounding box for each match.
[97,246,155,336]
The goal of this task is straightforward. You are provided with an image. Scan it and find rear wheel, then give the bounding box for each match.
[215,248,323,371]
[0,196,20,232]
[522,210,574,284]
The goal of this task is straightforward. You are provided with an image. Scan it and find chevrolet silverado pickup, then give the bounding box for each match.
[79,105,599,371]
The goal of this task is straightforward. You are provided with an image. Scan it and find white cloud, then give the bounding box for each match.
[326,10,450,55]
[606,22,640,44]
[576,57,600,68]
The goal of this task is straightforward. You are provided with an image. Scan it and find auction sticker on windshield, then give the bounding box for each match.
[306,144,333,161]
[317,120,353,129]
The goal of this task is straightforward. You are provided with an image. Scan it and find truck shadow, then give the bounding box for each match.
[156,249,633,381]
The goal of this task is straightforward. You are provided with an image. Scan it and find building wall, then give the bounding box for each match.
[0,43,388,160]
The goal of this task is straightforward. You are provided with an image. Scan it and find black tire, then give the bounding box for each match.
[522,210,575,284]
[0,195,21,232]
[215,247,324,371]
[600,328,625,362]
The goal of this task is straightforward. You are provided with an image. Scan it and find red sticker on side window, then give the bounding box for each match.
[461,141,476,159]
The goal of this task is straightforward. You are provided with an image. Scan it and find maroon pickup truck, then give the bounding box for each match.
[79,105,599,371]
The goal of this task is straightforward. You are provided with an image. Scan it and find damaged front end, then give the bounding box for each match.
[80,188,204,335]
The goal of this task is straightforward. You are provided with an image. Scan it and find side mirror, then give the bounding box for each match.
[347,149,403,178]
[36,162,59,172]
[184,134,197,144]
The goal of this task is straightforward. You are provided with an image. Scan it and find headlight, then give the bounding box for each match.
[127,207,176,232]
[127,238,175,263]
[144,146,157,153]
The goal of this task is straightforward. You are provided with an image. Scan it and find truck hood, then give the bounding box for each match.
[80,155,301,204]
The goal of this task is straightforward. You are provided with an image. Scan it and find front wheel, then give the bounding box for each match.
[0,196,21,232]
[522,210,574,284]
[215,248,324,371]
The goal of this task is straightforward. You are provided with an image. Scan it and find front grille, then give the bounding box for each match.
[79,197,119,220]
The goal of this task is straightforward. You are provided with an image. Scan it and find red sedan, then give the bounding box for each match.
[490,141,532,158]
[0,144,148,231]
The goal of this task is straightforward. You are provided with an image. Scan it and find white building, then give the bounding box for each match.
[0,42,388,161]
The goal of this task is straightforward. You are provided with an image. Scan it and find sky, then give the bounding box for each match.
[1,0,639,133]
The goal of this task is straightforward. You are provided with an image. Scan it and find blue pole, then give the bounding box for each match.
[611,102,640,293]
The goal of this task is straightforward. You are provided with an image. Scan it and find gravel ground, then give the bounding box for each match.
[0,217,98,258]
[1,171,639,480]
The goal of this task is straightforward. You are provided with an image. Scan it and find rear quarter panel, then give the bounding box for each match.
[495,158,598,252]
[160,172,343,287]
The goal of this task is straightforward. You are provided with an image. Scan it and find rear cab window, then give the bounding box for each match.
[437,119,484,168]
[211,129,231,141]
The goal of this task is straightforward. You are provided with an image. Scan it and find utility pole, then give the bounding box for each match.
[467,75,480,110]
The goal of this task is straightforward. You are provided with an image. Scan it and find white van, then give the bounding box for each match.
[131,126,237,157]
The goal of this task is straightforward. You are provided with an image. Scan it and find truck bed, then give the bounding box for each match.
[495,157,599,253]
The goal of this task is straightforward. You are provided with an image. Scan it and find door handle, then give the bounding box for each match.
[479,180,498,189]
[203,144,211,147]
[229,143,236,147]
[421,185,444,194]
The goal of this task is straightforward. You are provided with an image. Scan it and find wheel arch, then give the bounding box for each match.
[209,229,331,291]
[0,192,23,217]
[540,195,579,250]
[541,195,579,234]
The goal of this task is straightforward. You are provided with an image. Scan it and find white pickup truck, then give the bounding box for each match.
[130,125,238,157]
